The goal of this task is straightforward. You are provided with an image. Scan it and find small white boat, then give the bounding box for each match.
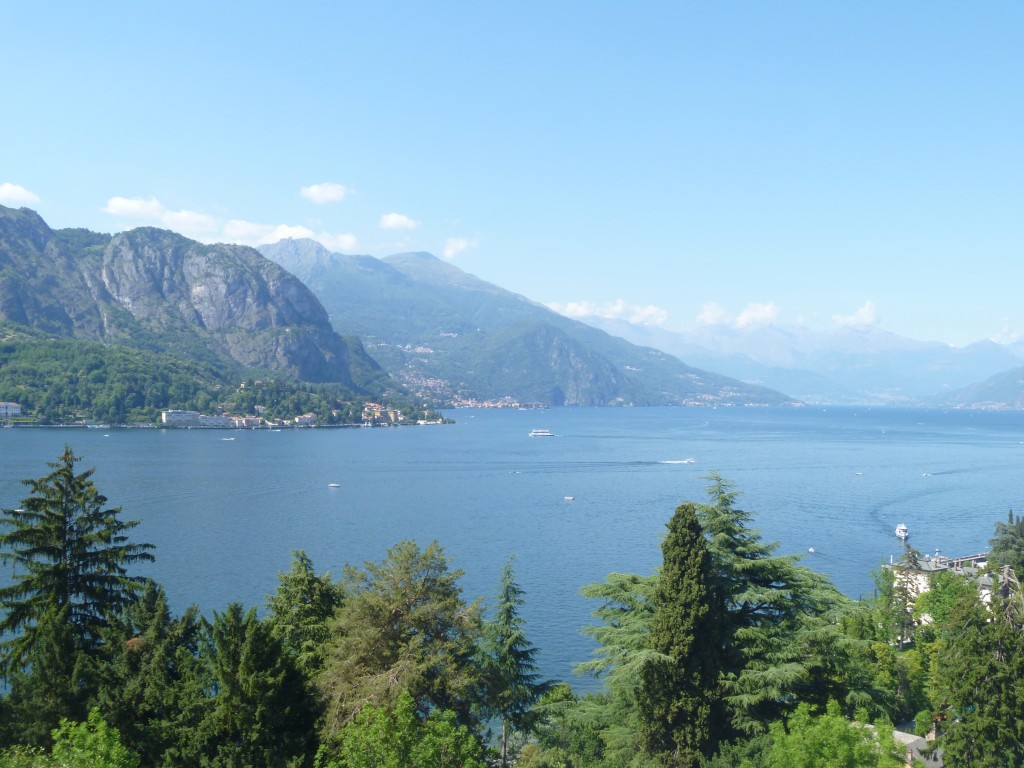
[328,483,340,488]
[529,429,554,437]
[895,523,909,540]
[564,496,574,501]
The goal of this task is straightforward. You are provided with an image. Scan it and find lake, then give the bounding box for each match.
[2,406,1021,687]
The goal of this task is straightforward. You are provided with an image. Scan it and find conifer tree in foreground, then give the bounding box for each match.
[0,445,155,672]
[481,556,550,765]
[636,501,724,767]
[0,446,154,744]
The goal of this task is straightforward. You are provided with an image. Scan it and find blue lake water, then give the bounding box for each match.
[2,406,1022,687]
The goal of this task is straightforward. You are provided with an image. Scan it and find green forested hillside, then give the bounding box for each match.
[0,325,405,425]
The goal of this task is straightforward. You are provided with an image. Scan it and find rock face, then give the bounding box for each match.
[0,206,370,386]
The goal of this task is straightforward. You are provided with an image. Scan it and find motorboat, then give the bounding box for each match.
[529,429,554,437]
[895,523,909,540]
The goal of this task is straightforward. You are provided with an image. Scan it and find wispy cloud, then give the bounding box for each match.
[379,212,420,230]
[443,236,479,260]
[0,182,40,204]
[697,301,779,329]
[833,300,878,328]
[735,302,779,329]
[696,302,730,326]
[103,197,219,238]
[300,182,350,204]
[548,299,669,326]
[104,195,357,251]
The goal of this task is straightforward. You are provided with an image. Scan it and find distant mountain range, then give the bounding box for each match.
[5,203,1023,411]
[258,239,794,407]
[579,316,1024,407]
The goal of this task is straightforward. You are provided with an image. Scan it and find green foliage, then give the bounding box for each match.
[637,502,724,766]
[697,473,859,733]
[0,708,140,768]
[990,509,1024,574]
[913,569,974,631]
[318,540,484,740]
[318,691,485,768]
[197,602,315,767]
[266,551,343,679]
[575,573,660,766]
[0,446,153,672]
[763,701,901,768]
[94,583,209,766]
[481,556,550,763]
[929,594,1024,767]
[2,603,95,747]
[0,325,431,425]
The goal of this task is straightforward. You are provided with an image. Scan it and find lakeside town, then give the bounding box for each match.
[0,400,445,429]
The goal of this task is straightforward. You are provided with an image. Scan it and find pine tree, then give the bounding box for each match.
[266,550,343,680]
[0,446,154,674]
[318,540,483,741]
[697,472,854,734]
[199,602,316,767]
[481,556,550,764]
[95,582,208,765]
[990,509,1024,575]
[636,501,724,767]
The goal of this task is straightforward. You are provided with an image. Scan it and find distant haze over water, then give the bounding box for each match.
[2,406,1019,687]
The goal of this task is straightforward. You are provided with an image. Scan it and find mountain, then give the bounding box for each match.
[0,206,388,394]
[935,367,1024,409]
[259,239,795,407]
[580,316,1024,405]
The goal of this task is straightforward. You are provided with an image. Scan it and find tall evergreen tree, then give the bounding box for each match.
[931,593,1024,767]
[95,582,208,766]
[481,556,550,764]
[318,540,483,741]
[697,473,855,733]
[198,602,315,768]
[266,550,343,680]
[0,446,154,674]
[990,509,1024,575]
[2,603,95,748]
[636,502,724,767]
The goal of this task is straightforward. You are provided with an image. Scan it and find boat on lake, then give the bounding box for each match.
[529,429,554,437]
[895,523,909,540]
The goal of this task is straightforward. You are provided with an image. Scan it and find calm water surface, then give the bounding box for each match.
[3,406,1022,687]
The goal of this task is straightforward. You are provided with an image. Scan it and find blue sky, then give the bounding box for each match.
[1,2,1021,346]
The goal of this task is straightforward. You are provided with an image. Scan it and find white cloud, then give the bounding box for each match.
[0,183,40,204]
[300,182,349,204]
[443,236,480,260]
[223,219,358,251]
[318,232,360,252]
[548,299,669,326]
[735,302,779,329]
[696,302,730,326]
[379,212,420,230]
[833,300,878,328]
[103,196,218,238]
[104,195,358,251]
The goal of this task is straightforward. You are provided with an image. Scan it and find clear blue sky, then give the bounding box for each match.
[2,2,1021,346]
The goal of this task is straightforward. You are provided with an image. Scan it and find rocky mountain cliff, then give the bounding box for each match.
[0,206,384,390]
[260,239,795,407]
